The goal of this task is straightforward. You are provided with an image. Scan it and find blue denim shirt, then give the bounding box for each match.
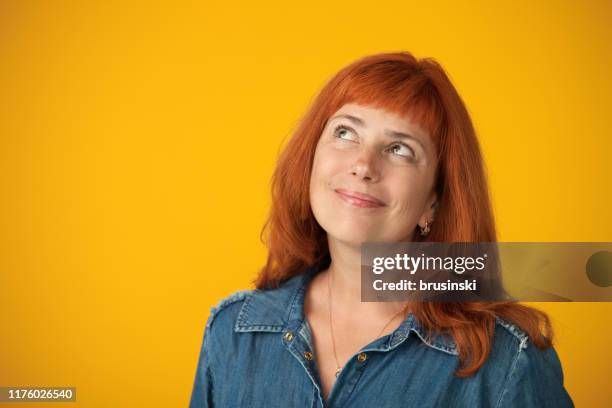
[190,264,574,407]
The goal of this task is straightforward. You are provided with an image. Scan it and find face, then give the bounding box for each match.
[309,103,438,246]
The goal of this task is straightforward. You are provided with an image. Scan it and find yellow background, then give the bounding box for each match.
[1,0,610,406]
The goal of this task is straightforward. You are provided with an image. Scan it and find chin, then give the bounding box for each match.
[325,217,413,245]
[326,223,380,246]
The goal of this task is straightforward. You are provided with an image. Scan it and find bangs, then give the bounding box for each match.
[339,64,447,153]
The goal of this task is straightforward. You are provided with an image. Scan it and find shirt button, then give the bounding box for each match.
[283,331,294,342]
[304,351,314,360]
[357,352,368,362]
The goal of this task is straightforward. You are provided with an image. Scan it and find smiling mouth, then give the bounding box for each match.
[334,189,386,208]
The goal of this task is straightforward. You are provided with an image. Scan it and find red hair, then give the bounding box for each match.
[254,51,552,376]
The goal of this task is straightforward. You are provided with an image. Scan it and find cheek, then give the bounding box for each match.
[388,174,431,215]
[311,146,347,186]
[309,147,350,225]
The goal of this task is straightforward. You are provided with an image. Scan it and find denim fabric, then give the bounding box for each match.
[189,263,574,407]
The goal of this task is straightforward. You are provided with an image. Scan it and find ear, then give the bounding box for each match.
[418,192,438,228]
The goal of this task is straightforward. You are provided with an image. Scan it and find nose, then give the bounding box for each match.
[350,149,380,182]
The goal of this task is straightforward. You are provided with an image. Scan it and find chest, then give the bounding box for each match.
[215,326,491,408]
[304,308,402,401]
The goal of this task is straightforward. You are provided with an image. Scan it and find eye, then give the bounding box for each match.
[333,125,358,142]
[388,142,416,160]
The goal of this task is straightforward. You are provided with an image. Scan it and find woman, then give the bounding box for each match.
[189,51,574,407]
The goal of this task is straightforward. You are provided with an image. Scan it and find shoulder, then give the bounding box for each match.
[421,315,535,358]
[492,316,561,367]
[490,316,560,372]
[492,316,530,352]
[204,289,254,335]
[203,272,306,335]
[490,317,573,407]
[195,289,255,370]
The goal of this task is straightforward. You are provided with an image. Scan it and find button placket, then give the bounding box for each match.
[283,323,325,407]
[326,351,370,407]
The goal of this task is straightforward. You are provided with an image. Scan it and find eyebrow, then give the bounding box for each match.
[329,113,426,150]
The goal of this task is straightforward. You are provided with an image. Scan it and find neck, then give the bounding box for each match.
[324,236,410,318]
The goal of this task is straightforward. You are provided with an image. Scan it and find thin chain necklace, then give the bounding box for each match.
[327,270,409,378]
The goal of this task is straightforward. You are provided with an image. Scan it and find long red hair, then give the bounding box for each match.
[253,51,552,376]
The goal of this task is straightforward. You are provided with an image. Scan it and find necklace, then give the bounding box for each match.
[327,270,409,378]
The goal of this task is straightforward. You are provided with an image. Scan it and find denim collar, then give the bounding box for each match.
[235,262,460,356]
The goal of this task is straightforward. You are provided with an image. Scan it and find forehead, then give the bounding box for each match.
[330,103,430,140]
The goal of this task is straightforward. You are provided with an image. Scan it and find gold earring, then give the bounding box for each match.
[420,220,431,236]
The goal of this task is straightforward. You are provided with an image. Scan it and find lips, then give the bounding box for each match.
[334,188,386,208]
